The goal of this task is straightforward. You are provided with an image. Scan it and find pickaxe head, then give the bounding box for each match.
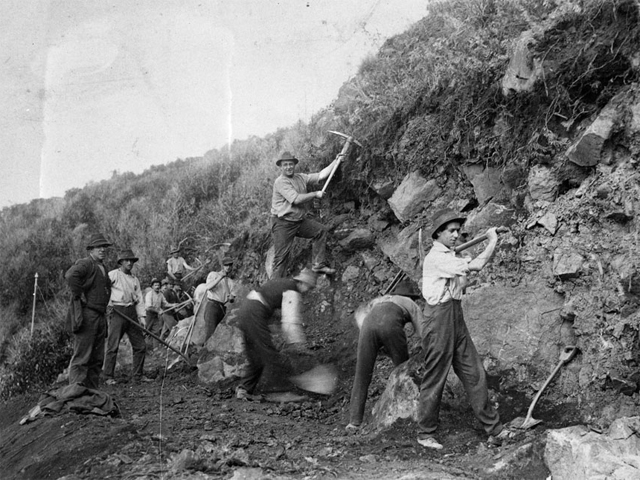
[328,130,363,148]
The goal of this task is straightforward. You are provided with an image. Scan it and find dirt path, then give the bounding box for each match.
[0,354,577,480]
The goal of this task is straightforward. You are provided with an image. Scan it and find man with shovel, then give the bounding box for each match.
[103,249,152,385]
[235,268,319,400]
[346,279,424,430]
[270,151,339,278]
[416,209,510,449]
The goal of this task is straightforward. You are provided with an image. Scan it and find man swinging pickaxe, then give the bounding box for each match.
[270,131,362,278]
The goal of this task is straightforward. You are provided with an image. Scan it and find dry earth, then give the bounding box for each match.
[0,335,583,480]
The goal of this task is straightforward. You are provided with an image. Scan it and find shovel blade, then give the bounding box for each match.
[290,364,338,395]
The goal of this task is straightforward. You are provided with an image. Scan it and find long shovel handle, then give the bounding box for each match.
[112,308,192,365]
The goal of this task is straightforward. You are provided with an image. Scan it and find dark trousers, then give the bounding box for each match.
[417,300,501,436]
[69,307,107,389]
[103,306,147,379]
[145,310,162,350]
[203,298,226,343]
[271,216,327,278]
[349,303,409,425]
[237,300,292,393]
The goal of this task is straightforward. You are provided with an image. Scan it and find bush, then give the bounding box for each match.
[0,312,72,400]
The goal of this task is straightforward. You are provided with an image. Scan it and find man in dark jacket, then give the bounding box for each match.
[65,233,113,389]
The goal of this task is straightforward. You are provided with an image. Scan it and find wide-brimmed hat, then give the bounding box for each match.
[276,151,299,166]
[293,268,317,288]
[161,278,170,286]
[117,249,139,264]
[169,246,180,254]
[150,277,161,286]
[430,209,466,239]
[222,256,234,266]
[389,279,422,299]
[86,233,112,250]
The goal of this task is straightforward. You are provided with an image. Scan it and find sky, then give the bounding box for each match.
[0,0,428,208]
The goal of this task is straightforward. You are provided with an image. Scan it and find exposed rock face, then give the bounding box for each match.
[387,172,441,223]
[339,228,375,251]
[545,418,640,480]
[370,281,569,429]
[528,165,559,202]
[463,165,503,205]
[377,225,421,282]
[502,30,544,95]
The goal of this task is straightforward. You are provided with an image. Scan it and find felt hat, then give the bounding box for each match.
[86,233,112,250]
[293,268,317,288]
[117,249,139,264]
[389,279,422,299]
[276,151,299,166]
[222,256,234,265]
[430,209,466,239]
[161,278,170,286]
[150,277,161,286]
[169,246,180,254]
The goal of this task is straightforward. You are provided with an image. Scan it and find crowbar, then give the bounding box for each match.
[519,346,578,429]
[320,131,363,195]
[112,308,192,365]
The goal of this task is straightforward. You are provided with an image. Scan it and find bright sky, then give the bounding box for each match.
[0,0,428,208]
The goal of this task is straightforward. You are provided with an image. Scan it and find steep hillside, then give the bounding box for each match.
[2,0,640,478]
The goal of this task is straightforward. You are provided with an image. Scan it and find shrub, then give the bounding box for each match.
[0,311,72,400]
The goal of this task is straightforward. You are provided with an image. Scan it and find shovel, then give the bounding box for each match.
[519,345,578,429]
[290,364,338,395]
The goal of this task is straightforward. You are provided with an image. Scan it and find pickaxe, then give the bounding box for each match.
[320,131,363,195]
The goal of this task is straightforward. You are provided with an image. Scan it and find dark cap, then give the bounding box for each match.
[430,209,466,239]
[150,277,161,286]
[117,249,139,264]
[86,233,112,250]
[276,151,299,166]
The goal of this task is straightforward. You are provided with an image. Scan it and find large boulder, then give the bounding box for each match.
[197,311,248,385]
[377,225,421,282]
[545,417,640,479]
[387,172,441,223]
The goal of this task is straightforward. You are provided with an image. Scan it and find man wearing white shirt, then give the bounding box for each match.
[104,249,150,385]
[202,256,238,342]
[417,209,509,450]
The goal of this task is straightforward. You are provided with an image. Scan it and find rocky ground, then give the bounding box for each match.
[0,327,584,480]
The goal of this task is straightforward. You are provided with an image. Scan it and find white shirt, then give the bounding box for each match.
[421,241,471,306]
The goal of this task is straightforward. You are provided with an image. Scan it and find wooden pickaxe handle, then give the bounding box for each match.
[320,138,353,195]
[454,226,509,253]
[320,131,362,195]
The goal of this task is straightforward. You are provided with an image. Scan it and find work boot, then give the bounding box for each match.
[105,378,117,386]
[417,434,443,450]
[487,427,513,447]
[312,264,336,275]
[236,386,250,400]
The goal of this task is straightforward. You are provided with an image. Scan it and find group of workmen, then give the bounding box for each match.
[63,149,511,450]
